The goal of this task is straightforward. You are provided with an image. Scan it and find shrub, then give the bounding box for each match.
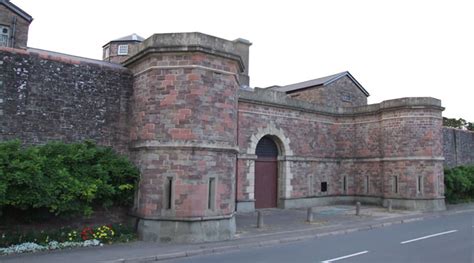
[0,140,139,218]
[444,165,474,203]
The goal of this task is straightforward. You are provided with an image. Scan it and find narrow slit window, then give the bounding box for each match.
[166,177,173,210]
[393,176,398,194]
[308,175,314,196]
[208,177,216,210]
[366,175,370,194]
[418,176,423,194]
[343,176,347,193]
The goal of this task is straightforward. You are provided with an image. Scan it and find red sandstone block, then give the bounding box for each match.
[187,74,200,81]
[160,94,177,106]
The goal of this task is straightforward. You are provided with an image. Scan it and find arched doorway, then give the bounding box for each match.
[255,136,279,209]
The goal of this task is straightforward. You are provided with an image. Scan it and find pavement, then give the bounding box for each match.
[2,203,474,263]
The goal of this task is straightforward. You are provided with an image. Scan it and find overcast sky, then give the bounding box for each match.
[15,0,474,121]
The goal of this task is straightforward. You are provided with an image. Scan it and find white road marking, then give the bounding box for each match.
[401,230,458,244]
[321,250,369,262]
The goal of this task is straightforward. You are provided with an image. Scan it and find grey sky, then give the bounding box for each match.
[15,0,474,121]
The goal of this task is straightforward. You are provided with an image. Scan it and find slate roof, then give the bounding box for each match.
[269,71,370,97]
[111,33,145,42]
[0,0,33,22]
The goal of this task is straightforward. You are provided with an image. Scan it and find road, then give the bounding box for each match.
[166,211,474,263]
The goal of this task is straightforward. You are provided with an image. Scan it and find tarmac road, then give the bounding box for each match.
[166,211,474,263]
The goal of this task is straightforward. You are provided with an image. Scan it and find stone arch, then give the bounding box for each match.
[246,124,293,157]
[246,123,294,205]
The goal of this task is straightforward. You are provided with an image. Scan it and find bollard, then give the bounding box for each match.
[257,210,264,228]
[356,202,361,216]
[388,199,392,212]
[307,207,314,222]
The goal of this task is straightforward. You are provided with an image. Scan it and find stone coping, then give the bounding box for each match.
[123,32,246,71]
[0,47,128,70]
[130,212,236,222]
[239,88,444,117]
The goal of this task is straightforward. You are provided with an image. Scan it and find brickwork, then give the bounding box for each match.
[128,50,240,220]
[0,27,462,242]
[237,89,445,210]
[289,76,367,107]
[0,4,30,48]
[443,128,474,168]
[0,47,133,153]
[103,42,141,64]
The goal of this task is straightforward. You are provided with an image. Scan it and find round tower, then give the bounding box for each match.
[124,32,250,242]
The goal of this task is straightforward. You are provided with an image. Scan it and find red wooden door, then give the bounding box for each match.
[255,157,278,208]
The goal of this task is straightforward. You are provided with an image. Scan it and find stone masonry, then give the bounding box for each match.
[1,0,473,244]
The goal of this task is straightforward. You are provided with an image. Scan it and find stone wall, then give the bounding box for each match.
[0,47,133,153]
[125,33,244,242]
[237,88,445,211]
[443,128,474,168]
[288,75,367,107]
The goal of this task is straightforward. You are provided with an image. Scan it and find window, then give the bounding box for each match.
[165,177,174,210]
[117,44,129,55]
[208,177,216,210]
[392,176,398,194]
[308,175,314,196]
[0,25,10,47]
[366,175,370,194]
[104,47,110,58]
[417,176,423,194]
[343,176,347,193]
[321,182,328,192]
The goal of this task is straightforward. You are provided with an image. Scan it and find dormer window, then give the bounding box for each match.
[117,44,128,55]
[0,25,10,47]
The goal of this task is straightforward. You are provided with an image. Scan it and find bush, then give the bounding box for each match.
[0,140,139,217]
[444,165,474,203]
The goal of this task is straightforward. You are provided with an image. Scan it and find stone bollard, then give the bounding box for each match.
[388,199,393,212]
[307,207,314,222]
[356,202,361,216]
[257,210,264,228]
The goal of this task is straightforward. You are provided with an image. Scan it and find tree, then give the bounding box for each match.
[443,117,473,131]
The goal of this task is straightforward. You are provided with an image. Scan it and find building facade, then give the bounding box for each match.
[1,1,473,243]
[0,0,32,49]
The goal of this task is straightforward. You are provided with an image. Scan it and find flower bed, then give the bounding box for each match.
[0,223,135,255]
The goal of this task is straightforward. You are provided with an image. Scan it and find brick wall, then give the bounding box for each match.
[443,128,474,168]
[237,89,444,207]
[0,47,133,153]
[127,46,241,219]
[289,76,367,107]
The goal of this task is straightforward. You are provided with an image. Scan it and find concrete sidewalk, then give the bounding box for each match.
[2,203,474,263]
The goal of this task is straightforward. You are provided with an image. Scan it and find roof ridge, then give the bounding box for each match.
[0,0,33,22]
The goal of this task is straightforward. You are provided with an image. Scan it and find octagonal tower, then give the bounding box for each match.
[123,32,250,242]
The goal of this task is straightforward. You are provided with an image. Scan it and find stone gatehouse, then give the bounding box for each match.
[2,0,474,243]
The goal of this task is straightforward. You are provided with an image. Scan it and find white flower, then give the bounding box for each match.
[0,239,102,255]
